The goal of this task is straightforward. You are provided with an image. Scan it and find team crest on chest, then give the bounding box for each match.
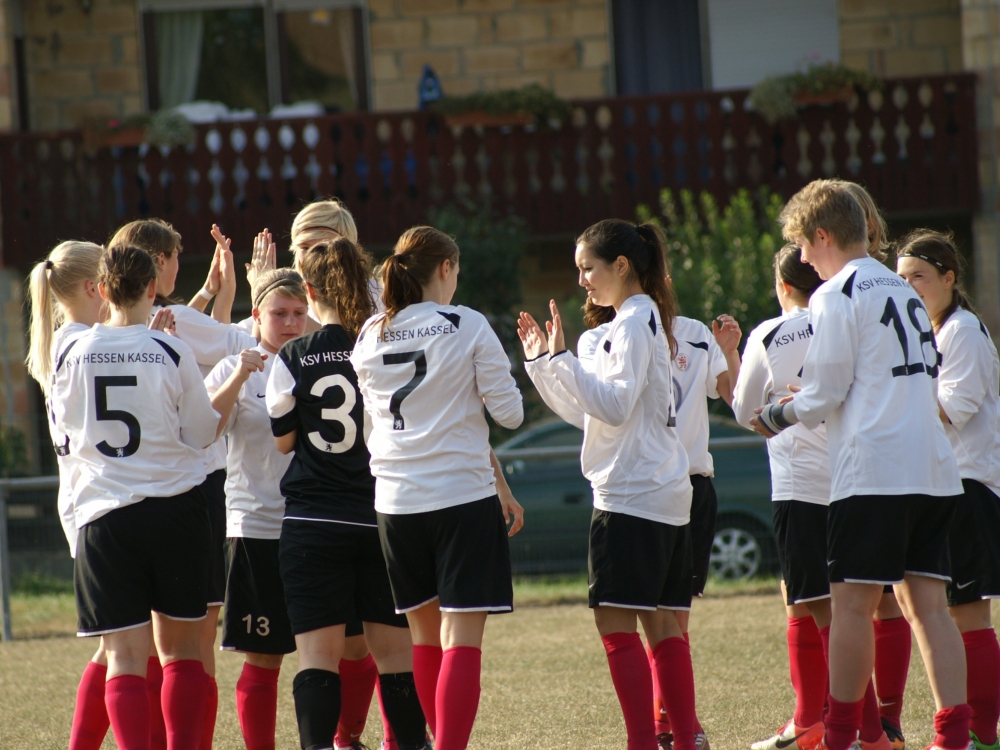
[675,354,689,371]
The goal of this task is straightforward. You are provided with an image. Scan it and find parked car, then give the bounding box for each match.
[495,417,776,579]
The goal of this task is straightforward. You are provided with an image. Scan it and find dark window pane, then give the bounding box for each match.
[279,9,363,112]
[613,0,703,95]
[523,426,584,448]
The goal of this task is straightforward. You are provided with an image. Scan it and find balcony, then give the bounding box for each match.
[0,73,979,267]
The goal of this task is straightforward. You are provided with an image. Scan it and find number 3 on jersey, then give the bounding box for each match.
[880,297,940,378]
[308,374,358,453]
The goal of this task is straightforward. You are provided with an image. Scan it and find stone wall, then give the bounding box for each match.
[22,0,141,131]
[840,0,963,77]
[369,0,610,111]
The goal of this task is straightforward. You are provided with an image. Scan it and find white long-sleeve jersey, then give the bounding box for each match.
[526,295,692,526]
[47,322,90,556]
[792,257,961,501]
[153,304,257,475]
[205,345,292,539]
[579,316,728,477]
[351,302,523,514]
[936,308,1000,496]
[733,308,830,504]
[51,324,219,528]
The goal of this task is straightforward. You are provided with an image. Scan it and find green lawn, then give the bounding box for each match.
[0,576,956,749]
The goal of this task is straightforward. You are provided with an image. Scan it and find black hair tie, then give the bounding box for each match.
[44,259,54,270]
[898,252,948,272]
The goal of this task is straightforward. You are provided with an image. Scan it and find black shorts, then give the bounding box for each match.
[588,509,692,611]
[772,500,830,605]
[222,537,296,655]
[689,475,718,597]
[75,491,210,636]
[279,519,406,635]
[200,469,227,606]
[827,494,958,585]
[948,479,1000,606]
[377,496,513,614]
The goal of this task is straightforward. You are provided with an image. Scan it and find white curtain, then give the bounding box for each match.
[337,11,358,109]
[157,11,205,109]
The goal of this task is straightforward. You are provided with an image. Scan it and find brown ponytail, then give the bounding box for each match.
[99,245,158,309]
[583,297,616,329]
[575,219,678,355]
[895,229,975,329]
[381,226,460,326]
[297,237,375,339]
[774,243,823,302]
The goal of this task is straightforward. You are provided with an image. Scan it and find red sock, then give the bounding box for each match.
[147,657,167,750]
[934,704,973,750]
[874,617,911,730]
[70,661,110,750]
[602,632,655,750]
[413,644,443,738]
[818,626,832,725]
[435,646,482,750]
[376,675,399,750]
[825,695,863,750]
[964,629,1000,745]
[162,660,209,750]
[648,644,670,736]
[236,662,280,750]
[199,677,218,750]
[335,654,378,748]
[682,632,704,735]
[860,680,884,743]
[788,617,827,729]
[106,674,151,750]
[652,637,697,750]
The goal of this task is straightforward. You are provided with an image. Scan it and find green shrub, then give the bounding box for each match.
[638,188,784,334]
[0,421,28,478]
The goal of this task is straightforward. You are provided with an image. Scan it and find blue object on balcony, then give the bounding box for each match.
[418,64,442,110]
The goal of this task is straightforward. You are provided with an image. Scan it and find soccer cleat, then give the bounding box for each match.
[970,732,1000,750]
[657,732,674,750]
[696,732,711,750]
[752,721,824,750]
[335,744,372,750]
[922,743,975,750]
[860,732,893,750]
[881,719,906,750]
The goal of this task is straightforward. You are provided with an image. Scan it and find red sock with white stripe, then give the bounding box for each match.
[412,644,443,738]
[106,674,151,750]
[162,660,209,750]
[653,636,697,750]
[934,704,973,750]
[236,663,280,750]
[963,628,1000,745]
[648,644,670,736]
[146,657,167,750]
[874,617,911,731]
[434,646,482,750]
[603,632,656,750]
[69,661,110,750]
[788,616,827,728]
[335,654,378,748]
[376,674,399,750]
[200,677,218,750]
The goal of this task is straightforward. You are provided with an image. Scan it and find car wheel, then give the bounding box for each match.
[709,517,771,581]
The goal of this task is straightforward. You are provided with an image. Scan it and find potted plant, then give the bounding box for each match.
[82,114,151,153]
[748,62,881,124]
[144,109,196,149]
[429,84,571,128]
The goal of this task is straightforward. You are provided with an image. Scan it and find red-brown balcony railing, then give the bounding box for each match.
[0,73,978,268]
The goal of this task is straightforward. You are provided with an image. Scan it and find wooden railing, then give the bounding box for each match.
[0,73,979,267]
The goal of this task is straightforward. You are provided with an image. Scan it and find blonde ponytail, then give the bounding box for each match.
[25,241,104,394]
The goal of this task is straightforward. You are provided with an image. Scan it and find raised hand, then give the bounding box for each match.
[545,299,566,355]
[149,308,175,334]
[246,229,277,290]
[234,348,267,383]
[712,314,742,355]
[209,224,237,323]
[517,311,549,360]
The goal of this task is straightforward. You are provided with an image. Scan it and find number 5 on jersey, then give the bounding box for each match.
[383,350,427,430]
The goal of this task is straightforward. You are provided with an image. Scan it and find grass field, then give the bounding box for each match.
[0,575,961,750]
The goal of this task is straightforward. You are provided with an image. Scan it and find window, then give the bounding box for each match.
[612,0,705,95]
[141,1,369,115]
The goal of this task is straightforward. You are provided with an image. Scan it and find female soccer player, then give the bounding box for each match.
[736,245,830,750]
[579,297,741,750]
[269,237,430,750]
[519,219,697,750]
[351,226,524,750]
[110,218,256,748]
[205,269,309,750]
[897,230,1000,750]
[51,244,219,750]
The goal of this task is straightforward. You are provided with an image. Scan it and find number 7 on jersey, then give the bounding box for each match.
[383,350,427,430]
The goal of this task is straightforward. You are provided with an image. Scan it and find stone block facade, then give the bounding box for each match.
[840,0,964,77]
[22,0,141,131]
[370,0,610,111]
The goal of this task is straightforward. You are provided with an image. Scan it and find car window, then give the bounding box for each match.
[521,426,584,448]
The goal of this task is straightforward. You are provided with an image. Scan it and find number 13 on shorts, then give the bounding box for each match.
[242,613,270,637]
